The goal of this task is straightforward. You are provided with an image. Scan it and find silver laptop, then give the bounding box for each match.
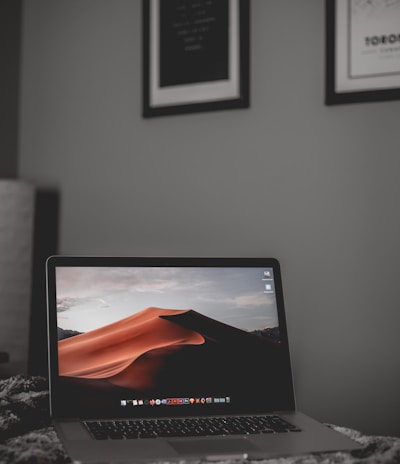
[46,256,361,463]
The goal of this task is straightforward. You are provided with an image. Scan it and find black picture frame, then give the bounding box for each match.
[325,0,400,105]
[142,0,250,118]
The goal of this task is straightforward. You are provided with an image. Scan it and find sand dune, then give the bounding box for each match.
[58,307,279,391]
[58,307,205,384]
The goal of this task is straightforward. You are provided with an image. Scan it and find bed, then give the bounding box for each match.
[1,375,399,464]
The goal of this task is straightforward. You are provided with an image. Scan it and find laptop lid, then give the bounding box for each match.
[46,256,295,420]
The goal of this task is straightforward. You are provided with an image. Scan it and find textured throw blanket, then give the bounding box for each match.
[1,375,400,464]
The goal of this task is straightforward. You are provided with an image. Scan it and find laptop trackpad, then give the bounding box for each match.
[168,437,259,456]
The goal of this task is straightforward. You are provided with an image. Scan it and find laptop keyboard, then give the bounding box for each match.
[84,415,301,440]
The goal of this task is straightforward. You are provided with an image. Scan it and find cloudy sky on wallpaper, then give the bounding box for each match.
[55,267,279,333]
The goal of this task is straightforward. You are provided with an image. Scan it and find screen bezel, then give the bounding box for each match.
[46,256,295,419]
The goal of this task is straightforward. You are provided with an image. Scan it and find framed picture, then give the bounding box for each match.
[142,0,250,118]
[326,0,400,105]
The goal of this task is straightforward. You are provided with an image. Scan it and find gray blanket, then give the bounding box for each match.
[1,375,399,464]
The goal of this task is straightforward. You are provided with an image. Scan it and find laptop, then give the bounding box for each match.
[46,256,361,462]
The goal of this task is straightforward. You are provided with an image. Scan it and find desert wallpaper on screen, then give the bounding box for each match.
[55,267,285,404]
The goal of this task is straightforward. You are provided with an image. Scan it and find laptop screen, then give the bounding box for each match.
[47,257,295,418]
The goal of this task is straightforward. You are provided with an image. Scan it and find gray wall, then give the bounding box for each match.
[19,0,400,436]
[0,0,21,178]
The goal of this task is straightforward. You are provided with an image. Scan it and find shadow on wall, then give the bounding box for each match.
[29,189,59,377]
